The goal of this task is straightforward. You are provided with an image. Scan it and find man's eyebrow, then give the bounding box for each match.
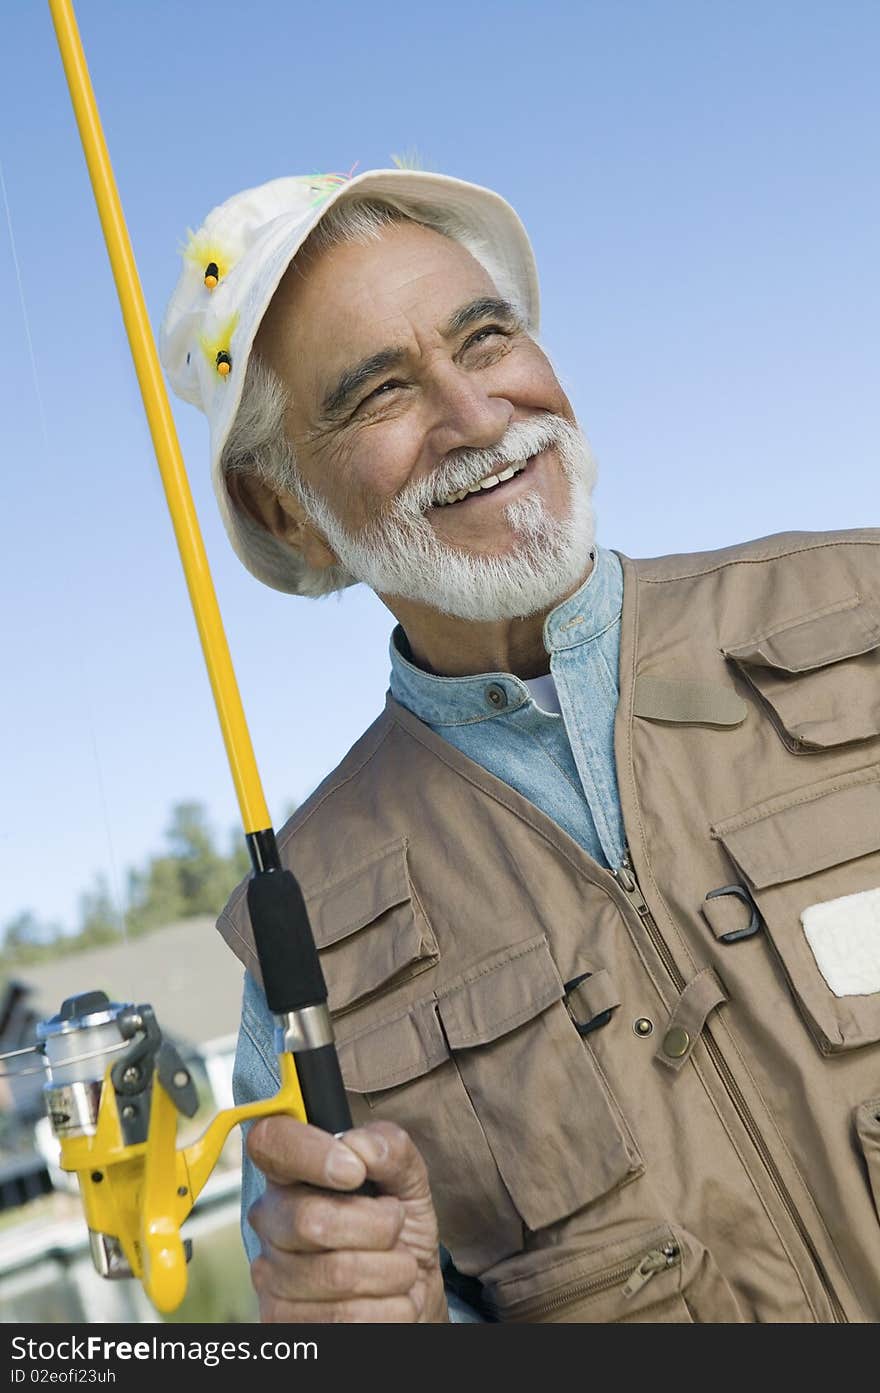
[318,297,524,421]
[440,295,523,340]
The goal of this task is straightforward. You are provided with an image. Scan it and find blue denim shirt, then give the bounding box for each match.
[232,545,626,1314]
[387,544,626,870]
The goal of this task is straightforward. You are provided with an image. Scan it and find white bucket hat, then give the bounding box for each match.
[159,166,541,593]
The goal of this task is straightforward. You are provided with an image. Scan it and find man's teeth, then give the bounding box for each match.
[435,459,529,507]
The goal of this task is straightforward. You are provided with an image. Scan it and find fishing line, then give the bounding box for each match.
[1,153,132,980]
[48,0,362,1167]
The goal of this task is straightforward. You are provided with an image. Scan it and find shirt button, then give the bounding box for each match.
[486,684,508,709]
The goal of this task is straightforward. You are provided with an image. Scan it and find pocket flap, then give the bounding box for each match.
[854,1097,880,1223]
[303,838,439,1014]
[712,766,880,889]
[436,935,564,1049]
[723,594,880,674]
[337,996,449,1092]
[306,837,412,945]
[712,766,880,1054]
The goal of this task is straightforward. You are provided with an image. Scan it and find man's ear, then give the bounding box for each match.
[225,471,340,571]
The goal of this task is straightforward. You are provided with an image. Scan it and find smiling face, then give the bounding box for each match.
[249,216,597,622]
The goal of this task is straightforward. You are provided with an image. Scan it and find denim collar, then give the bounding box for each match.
[388,544,623,727]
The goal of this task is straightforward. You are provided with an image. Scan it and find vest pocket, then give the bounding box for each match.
[435,936,643,1232]
[484,1225,746,1323]
[337,995,525,1269]
[304,836,439,1014]
[722,593,880,751]
[854,1098,880,1225]
[712,763,880,1052]
[335,934,643,1268]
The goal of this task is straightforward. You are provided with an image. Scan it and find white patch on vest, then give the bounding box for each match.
[801,887,880,996]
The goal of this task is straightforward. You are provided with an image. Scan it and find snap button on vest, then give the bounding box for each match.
[486,684,508,709]
[634,1017,654,1037]
[663,1026,691,1058]
[655,969,728,1073]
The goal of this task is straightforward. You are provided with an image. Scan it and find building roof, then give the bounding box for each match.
[12,917,246,1049]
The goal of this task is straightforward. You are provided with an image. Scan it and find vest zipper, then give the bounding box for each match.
[621,1241,680,1297]
[487,1240,681,1321]
[614,850,847,1324]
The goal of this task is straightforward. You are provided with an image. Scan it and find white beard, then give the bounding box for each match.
[293,412,598,622]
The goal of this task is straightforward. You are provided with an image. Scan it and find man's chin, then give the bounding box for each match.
[316,475,596,619]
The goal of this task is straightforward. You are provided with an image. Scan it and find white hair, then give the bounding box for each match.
[220,195,532,598]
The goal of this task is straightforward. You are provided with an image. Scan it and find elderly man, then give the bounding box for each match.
[161,167,880,1324]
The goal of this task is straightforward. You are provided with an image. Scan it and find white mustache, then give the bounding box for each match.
[396,414,564,518]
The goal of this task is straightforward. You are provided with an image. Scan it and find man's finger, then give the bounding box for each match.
[257,1293,421,1325]
[252,1245,419,1301]
[247,1116,366,1189]
[340,1120,432,1202]
[249,1187,406,1253]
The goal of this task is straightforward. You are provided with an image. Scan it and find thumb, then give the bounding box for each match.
[339,1120,432,1202]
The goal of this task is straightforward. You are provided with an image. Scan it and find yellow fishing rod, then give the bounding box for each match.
[17,0,362,1313]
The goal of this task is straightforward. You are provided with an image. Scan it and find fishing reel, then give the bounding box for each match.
[33,990,305,1312]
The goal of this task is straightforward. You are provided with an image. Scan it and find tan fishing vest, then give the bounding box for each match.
[218,528,880,1323]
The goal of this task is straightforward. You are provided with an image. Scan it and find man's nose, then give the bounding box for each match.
[427,360,513,456]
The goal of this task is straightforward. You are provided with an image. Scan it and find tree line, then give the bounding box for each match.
[0,800,295,966]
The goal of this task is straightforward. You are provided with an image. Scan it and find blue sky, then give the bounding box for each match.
[0,0,877,933]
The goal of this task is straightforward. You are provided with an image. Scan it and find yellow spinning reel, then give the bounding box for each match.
[38,992,305,1313]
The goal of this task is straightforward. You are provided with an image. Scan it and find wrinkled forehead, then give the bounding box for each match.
[255,220,500,391]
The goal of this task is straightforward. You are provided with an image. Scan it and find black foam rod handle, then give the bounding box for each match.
[294,1042,354,1135]
[247,869,327,1015]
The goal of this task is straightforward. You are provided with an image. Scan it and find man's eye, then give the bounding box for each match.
[459,323,509,351]
[360,380,404,408]
[356,328,508,411]
[466,325,507,347]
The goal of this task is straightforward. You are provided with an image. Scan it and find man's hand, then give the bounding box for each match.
[246,1116,450,1323]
